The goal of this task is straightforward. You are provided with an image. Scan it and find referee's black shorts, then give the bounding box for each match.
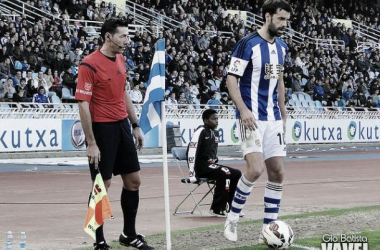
[89,118,140,181]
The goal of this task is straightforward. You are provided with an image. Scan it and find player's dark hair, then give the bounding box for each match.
[202,109,217,120]
[100,18,129,41]
[262,0,292,20]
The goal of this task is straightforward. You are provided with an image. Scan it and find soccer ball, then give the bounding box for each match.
[263,220,294,249]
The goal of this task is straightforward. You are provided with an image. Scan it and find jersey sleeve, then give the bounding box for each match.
[75,62,95,102]
[227,39,253,77]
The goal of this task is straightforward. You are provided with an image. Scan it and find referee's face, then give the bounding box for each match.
[268,9,290,37]
[110,27,129,54]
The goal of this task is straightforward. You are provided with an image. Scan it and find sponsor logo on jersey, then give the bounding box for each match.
[230,59,241,73]
[84,82,92,91]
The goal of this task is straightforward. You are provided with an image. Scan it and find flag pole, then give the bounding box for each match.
[161,100,171,249]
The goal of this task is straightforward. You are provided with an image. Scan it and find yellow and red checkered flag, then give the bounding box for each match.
[84,173,113,240]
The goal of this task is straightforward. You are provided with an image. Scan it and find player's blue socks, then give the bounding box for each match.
[262,181,283,230]
[227,174,254,222]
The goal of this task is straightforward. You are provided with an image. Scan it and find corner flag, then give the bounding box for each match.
[139,38,165,134]
[84,173,113,240]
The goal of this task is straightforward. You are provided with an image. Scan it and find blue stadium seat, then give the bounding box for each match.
[304,93,312,102]
[297,93,306,101]
[315,100,323,111]
[291,93,298,101]
[301,100,309,107]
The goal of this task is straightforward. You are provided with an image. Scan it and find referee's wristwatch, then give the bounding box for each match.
[132,123,140,129]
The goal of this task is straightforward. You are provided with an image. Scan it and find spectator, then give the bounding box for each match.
[0,57,11,79]
[220,93,232,110]
[165,91,178,110]
[304,75,315,96]
[37,70,51,94]
[177,91,190,109]
[25,79,38,98]
[32,86,50,104]
[129,84,143,104]
[69,48,83,63]
[50,70,63,98]
[12,71,22,86]
[371,89,380,107]
[335,94,347,110]
[12,85,30,102]
[292,73,303,93]
[1,77,16,100]
[313,79,325,102]
[343,86,354,102]
[62,67,76,94]
[206,91,221,109]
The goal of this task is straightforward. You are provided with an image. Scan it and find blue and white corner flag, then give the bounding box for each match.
[139,38,165,134]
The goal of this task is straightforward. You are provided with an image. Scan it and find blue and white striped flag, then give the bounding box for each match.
[139,39,165,134]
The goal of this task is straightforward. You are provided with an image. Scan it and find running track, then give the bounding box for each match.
[0,148,379,249]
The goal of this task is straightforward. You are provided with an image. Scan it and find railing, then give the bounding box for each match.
[356,41,380,52]
[352,20,380,43]
[1,102,380,120]
[124,0,233,38]
[0,0,102,39]
[0,0,55,23]
[246,12,345,50]
[0,13,20,21]
[125,0,185,34]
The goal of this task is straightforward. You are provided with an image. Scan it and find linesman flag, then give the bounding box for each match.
[84,173,113,240]
[139,38,165,134]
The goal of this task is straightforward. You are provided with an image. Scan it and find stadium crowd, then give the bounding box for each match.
[1,0,380,111]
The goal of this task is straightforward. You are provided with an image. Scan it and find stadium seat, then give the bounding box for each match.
[301,78,307,86]
[288,99,295,106]
[308,101,317,107]
[61,88,75,101]
[214,79,221,89]
[315,100,324,111]
[301,100,309,107]
[304,93,312,102]
[291,93,298,101]
[208,79,215,86]
[171,147,215,217]
[297,93,306,101]
[295,100,302,107]
[193,97,201,109]
[51,95,61,104]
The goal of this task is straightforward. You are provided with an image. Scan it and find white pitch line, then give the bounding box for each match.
[292,244,320,250]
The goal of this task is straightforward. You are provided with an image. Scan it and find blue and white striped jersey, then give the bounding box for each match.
[227,32,287,121]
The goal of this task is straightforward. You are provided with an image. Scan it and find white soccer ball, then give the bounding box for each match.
[263,220,294,249]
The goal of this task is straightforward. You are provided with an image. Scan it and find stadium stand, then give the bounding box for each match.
[0,0,380,112]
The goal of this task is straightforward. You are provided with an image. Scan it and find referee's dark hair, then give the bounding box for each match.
[262,0,292,20]
[100,18,129,42]
[202,109,217,121]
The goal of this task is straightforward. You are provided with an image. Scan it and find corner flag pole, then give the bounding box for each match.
[161,100,171,250]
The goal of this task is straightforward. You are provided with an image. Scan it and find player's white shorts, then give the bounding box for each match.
[237,119,286,160]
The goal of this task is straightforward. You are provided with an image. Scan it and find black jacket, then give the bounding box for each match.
[187,125,219,176]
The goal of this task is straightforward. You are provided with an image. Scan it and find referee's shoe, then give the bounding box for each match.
[119,233,155,249]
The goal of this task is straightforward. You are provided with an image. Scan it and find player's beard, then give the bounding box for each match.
[268,21,285,37]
